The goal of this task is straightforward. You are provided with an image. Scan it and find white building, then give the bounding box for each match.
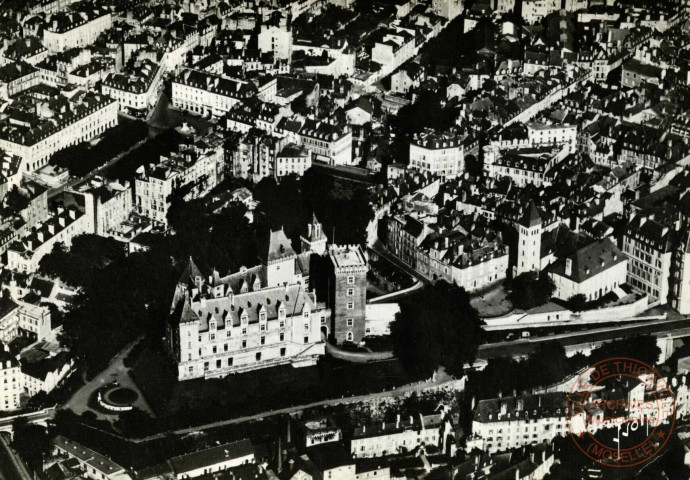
[77,179,133,237]
[548,239,628,302]
[172,69,258,118]
[371,28,416,79]
[102,59,163,114]
[521,0,560,24]
[622,214,673,303]
[43,9,113,52]
[515,201,542,276]
[167,439,255,479]
[7,206,89,274]
[0,343,21,411]
[167,229,328,381]
[409,130,465,179]
[258,13,292,62]
[276,115,353,166]
[53,436,132,480]
[527,122,577,153]
[351,412,450,458]
[135,136,224,226]
[0,91,118,173]
[21,352,72,396]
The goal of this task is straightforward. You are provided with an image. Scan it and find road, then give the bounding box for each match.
[79,362,459,444]
[478,317,690,359]
[0,434,31,480]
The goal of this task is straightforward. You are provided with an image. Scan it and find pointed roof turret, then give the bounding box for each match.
[261,227,296,264]
[519,200,542,228]
[179,256,204,285]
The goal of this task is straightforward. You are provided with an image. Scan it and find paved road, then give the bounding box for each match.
[0,434,31,480]
[478,317,690,359]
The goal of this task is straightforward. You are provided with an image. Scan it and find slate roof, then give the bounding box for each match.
[547,238,625,283]
[519,200,541,228]
[168,439,254,475]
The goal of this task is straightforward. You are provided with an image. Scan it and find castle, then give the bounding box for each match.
[167,215,367,381]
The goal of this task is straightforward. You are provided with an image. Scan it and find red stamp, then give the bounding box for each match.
[566,357,675,468]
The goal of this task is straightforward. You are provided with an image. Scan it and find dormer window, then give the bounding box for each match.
[210,321,216,331]
[279,307,285,319]
[241,313,248,325]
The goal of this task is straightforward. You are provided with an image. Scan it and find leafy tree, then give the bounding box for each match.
[587,336,661,367]
[390,281,485,377]
[508,272,555,310]
[566,294,587,312]
[11,418,50,474]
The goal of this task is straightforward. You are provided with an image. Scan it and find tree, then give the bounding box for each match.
[508,272,555,310]
[390,281,485,377]
[566,294,587,312]
[11,418,50,474]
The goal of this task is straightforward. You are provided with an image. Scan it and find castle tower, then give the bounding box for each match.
[300,213,327,256]
[328,244,368,344]
[515,200,542,276]
[260,227,297,287]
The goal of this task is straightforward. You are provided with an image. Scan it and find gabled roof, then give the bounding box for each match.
[262,228,296,264]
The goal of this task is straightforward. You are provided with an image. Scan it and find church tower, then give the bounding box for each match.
[515,200,542,276]
[300,213,327,255]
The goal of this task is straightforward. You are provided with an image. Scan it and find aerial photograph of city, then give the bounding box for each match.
[0,0,689,478]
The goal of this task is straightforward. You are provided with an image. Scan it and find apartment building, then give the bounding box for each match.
[135,137,224,225]
[409,130,465,179]
[167,229,328,380]
[484,145,569,188]
[670,229,690,315]
[21,352,72,396]
[0,90,118,173]
[167,440,255,479]
[102,59,163,114]
[522,0,560,24]
[276,115,353,166]
[0,62,40,100]
[77,179,133,237]
[351,412,448,458]
[53,436,132,480]
[622,214,674,303]
[172,69,257,117]
[371,28,416,78]
[257,13,292,61]
[527,122,577,153]
[7,206,89,274]
[470,393,569,454]
[43,8,113,52]
[0,343,21,411]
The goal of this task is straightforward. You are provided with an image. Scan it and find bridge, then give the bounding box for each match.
[0,408,55,437]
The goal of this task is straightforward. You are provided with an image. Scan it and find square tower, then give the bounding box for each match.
[328,245,368,344]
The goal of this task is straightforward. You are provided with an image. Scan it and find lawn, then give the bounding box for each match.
[130,344,424,429]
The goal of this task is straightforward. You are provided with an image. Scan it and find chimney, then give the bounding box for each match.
[396,414,400,428]
[565,258,572,276]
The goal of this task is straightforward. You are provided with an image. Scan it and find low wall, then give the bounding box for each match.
[97,391,133,413]
[483,296,657,331]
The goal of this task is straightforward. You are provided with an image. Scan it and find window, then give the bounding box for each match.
[304,336,309,344]
[347,275,355,284]
[204,362,209,372]
[280,333,284,341]
[347,302,354,310]
[242,328,247,336]
[256,352,261,361]
[347,288,354,296]
[188,366,193,374]
[210,333,215,341]
[228,357,233,366]
[261,336,266,345]
[280,347,286,357]
[242,340,247,349]
[216,359,221,368]
[304,322,310,331]
[346,318,354,327]
[226,331,231,338]
[279,320,285,328]
[347,331,353,341]
[260,324,266,332]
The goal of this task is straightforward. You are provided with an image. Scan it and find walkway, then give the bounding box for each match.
[323,334,393,363]
[63,338,154,420]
